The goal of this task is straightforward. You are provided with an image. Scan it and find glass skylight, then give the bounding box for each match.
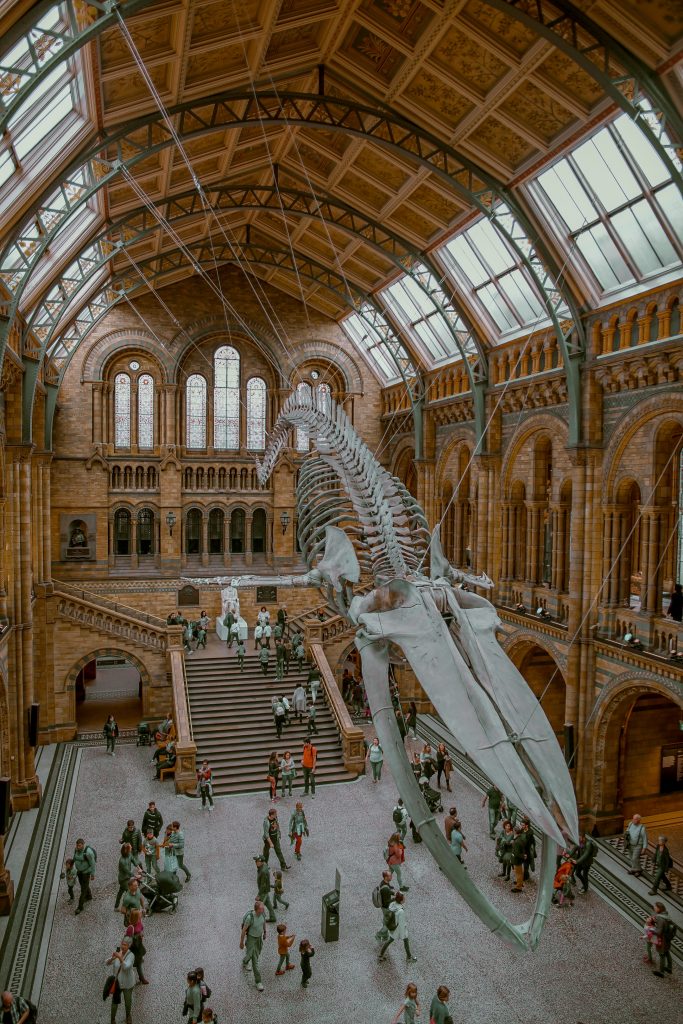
[382,275,463,363]
[534,114,682,293]
[341,312,400,383]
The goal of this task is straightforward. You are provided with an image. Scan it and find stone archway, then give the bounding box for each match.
[590,676,683,834]
[66,648,153,731]
[505,637,567,750]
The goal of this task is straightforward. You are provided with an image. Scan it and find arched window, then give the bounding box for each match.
[209,509,224,554]
[114,509,131,555]
[230,508,245,553]
[295,381,312,452]
[186,509,202,554]
[138,374,154,449]
[252,507,267,553]
[114,373,131,448]
[214,345,240,449]
[186,375,206,450]
[137,508,154,555]
[317,381,331,415]
[246,377,267,450]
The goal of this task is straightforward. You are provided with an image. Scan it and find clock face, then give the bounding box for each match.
[129,360,140,371]
[310,369,320,380]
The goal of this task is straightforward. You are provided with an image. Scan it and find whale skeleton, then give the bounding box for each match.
[227,388,578,950]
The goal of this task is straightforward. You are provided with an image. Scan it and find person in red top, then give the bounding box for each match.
[301,739,317,799]
[552,855,575,907]
[386,833,409,892]
[196,760,214,812]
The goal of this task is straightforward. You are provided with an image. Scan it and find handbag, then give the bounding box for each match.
[102,976,116,1001]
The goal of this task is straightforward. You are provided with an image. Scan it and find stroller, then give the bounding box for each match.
[136,721,152,746]
[419,777,444,813]
[141,869,181,913]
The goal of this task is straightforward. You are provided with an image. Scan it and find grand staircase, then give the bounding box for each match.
[185,648,358,795]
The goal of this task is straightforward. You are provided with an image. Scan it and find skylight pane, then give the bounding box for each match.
[573,131,640,210]
[445,236,488,286]
[468,220,511,275]
[478,283,517,331]
[13,83,72,160]
[611,201,676,273]
[656,183,683,239]
[0,151,14,188]
[614,115,669,188]
[499,270,545,324]
[576,229,631,290]
[537,164,596,231]
[414,320,445,360]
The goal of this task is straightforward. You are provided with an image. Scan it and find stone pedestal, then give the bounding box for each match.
[10,774,42,811]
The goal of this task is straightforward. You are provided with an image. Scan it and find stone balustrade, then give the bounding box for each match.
[54,581,168,651]
[309,641,365,775]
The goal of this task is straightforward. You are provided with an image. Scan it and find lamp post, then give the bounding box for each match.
[166,511,177,536]
[280,510,290,535]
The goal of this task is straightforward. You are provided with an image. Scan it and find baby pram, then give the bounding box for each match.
[419,777,443,813]
[136,721,152,746]
[141,869,181,913]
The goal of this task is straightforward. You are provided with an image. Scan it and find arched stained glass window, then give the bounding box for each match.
[317,381,331,415]
[295,381,312,452]
[214,346,240,449]
[186,375,207,450]
[114,373,131,448]
[138,374,154,449]
[246,376,266,450]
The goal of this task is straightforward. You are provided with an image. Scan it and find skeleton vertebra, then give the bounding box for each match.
[253,388,578,949]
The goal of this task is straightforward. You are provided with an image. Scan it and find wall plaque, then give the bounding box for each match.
[178,585,200,607]
[256,586,277,603]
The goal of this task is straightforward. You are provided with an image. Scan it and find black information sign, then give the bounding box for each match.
[178,584,200,607]
[660,743,683,793]
[256,586,277,603]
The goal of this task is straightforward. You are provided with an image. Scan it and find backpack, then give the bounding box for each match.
[275,703,285,717]
[385,909,397,932]
[392,807,403,825]
[86,845,97,863]
[371,885,382,908]
[662,918,677,943]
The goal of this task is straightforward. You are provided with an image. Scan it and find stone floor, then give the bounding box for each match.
[38,734,679,1024]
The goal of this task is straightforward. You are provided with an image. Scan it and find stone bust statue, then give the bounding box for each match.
[69,525,87,547]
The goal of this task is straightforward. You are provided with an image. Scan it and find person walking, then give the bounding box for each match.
[142,829,157,876]
[288,802,309,861]
[228,619,240,649]
[120,820,143,863]
[299,939,315,989]
[301,739,317,798]
[392,983,420,1024]
[141,801,163,838]
[73,837,96,915]
[254,622,264,650]
[625,813,648,876]
[510,824,527,893]
[649,836,673,895]
[375,869,396,941]
[240,899,268,992]
[259,644,270,676]
[279,751,296,799]
[258,606,270,627]
[367,737,384,782]
[184,971,202,1023]
[196,760,214,811]
[306,703,318,736]
[114,843,138,910]
[0,992,31,1024]
[263,807,290,869]
[449,819,467,865]
[273,698,286,739]
[386,832,409,891]
[429,986,454,1024]
[392,799,408,841]
[496,820,514,880]
[267,751,280,801]
[436,743,452,791]
[406,701,417,740]
[236,638,246,671]
[195,625,207,650]
[275,922,296,975]
[482,785,503,838]
[263,622,272,648]
[254,854,276,922]
[571,830,596,893]
[652,901,674,977]
[103,714,119,756]
[395,707,407,744]
[275,641,286,680]
[169,821,191,881]
[378,891,417,963]
[123,907,147,985]
[106,937,136,1024]
[119,878,146,923]
[272,869,289,911]
[292,683,306,722]
[308,668,321,703]
[62,857,77,902]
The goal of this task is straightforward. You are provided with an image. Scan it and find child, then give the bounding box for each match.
[552,854,575,907]
[201,1009,217,1023]
[275,922,296,975]
[273,869,289,910]
[392,983,420,1024]
[299,939,315,989]
[196,626,207,649]
[642,914,657,964]
[143,829,157,875]
[236,639,245,671]
[62,857,77,902]
[194,967,211,1007]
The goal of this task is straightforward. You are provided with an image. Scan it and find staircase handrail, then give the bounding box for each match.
[284,582,373,645]
[168,627,197,795]
[53,579,167,628]
[600,833,683,899]
[309,641,365,775]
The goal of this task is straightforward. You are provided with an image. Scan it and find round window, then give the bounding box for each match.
[310,369,320,380]
[129,360,140,371]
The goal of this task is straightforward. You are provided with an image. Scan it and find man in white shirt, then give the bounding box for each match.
[625,813,648,876]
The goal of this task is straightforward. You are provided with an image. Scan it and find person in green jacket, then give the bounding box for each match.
[429,986,454,1024]
[73,838,96,915]
[254,855,276,922]
[114,843,137,909]
[184,971,202,1024]
[240,899,268,991]
[259,645,270,676]
[120,820,143,862]
[648,836,673,895]
[236,639,246,671]
[275,641,286,680]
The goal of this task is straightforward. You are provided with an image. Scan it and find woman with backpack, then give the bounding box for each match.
[366,737,384,782]
[103,714,119,756]
[377,891,417,964]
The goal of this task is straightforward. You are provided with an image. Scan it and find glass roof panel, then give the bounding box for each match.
[467,219,511,275]
[341,312,398,382]
[573,131,640,210]
[614,116,669,188]
[445,234,487,286]
[536,163,596,232]
[656,183,683,239]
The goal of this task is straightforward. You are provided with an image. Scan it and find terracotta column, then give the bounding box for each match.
[641,507,662,613]
[163,385,177,446]
[92,383,104,445]
[245,513,253,566]
[201,514,209,567]
[130,515,138,570]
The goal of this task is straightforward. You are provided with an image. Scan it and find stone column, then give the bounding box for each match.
[163,385,177,447]
[130,382,139,452]
[130,515,139,570]
[549,505,560,590]
[641,507,662,613]
[92,383,104,445]
[0,830,14,915]
[245,513,253,566]
[223,515,231,567]
[201,514,209,567]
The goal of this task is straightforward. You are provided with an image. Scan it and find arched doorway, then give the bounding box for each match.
[596,684,683,829]
[73,652,144,733]
[509,641,566,750]
[252,508,267,555]
[231,508,245,553]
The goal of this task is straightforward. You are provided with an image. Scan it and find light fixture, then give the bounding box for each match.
[166,511,177,536]
[280,511,290,534]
